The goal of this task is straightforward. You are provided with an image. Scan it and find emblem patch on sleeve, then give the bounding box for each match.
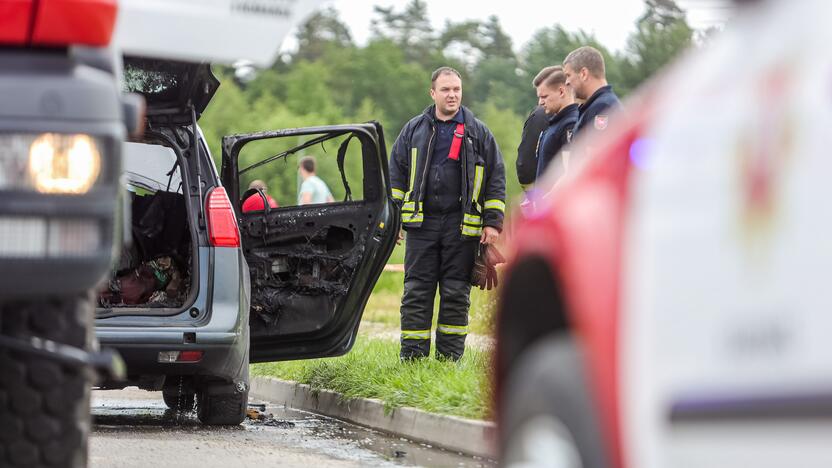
[594,115,609,130]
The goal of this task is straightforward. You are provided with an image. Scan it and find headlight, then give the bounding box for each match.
[0,133,103,194]
[29,134,101,194]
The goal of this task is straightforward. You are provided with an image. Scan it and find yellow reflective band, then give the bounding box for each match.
[392,188,405,201]
[463,214,482,226]
[406,148,418,200]
[402,330,431,340]
[437,324,468,335]
[403,214,424,223]
[461,225,482,237]
[484,199,505,213]
[472,166,484,204]
[402,201,416,212]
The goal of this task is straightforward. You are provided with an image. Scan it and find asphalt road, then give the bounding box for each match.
[90,388,494,467]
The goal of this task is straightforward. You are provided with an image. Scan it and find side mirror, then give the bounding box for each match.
[121,92,146,139]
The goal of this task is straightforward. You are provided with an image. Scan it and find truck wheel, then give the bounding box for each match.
[196,385,248,425]
[500,334,609,468]
[0,293,94,468]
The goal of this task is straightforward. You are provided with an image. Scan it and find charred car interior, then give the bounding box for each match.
[98,139,195,311]
[223,127,397,360]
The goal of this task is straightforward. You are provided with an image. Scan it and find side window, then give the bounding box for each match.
[236,132,365,213]
[123,142,182,195]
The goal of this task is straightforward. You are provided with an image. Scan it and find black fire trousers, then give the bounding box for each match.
[400,213,478,361]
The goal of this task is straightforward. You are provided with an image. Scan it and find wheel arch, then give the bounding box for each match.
[495,254,570,416]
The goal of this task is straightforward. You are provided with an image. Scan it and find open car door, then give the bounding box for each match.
[221,123,399,362]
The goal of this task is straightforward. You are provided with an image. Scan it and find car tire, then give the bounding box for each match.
[500,334,609,468]
[162,379,196,412]
[0,293,94,468]
[196,364,248,426]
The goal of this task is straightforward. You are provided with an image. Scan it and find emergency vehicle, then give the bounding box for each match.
[0,1,366,466]
[494,1,832,467]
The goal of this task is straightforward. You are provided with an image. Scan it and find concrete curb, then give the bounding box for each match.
[250,376,496,459]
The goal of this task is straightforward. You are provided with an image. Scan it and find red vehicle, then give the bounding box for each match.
[494,1,832,467]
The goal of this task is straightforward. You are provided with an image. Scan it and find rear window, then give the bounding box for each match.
[123,58,182,101]
[123,142,182,194]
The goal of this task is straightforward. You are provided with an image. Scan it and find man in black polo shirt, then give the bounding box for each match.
[563,46,622,139]
[535,66,579,180]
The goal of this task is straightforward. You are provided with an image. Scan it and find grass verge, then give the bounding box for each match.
[251,335,492,421]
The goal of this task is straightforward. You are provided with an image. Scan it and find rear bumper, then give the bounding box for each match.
[96,247,251,383]
[103,340,247,383]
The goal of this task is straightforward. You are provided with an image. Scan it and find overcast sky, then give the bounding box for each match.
[320,0,735,53]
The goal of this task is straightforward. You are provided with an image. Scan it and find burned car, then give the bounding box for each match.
[95,58,399,424]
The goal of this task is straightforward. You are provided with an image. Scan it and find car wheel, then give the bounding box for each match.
[501,334,608,468]
[0,293,94,468]
[162,378,195,412]
[196,370,248,426]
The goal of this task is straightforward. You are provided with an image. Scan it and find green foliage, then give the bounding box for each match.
[199,1,696,208]
[294,6,354,63]
[251,336,492,420]
[477,103,525,204]
[521,25,625,100]
[619,0,693,92]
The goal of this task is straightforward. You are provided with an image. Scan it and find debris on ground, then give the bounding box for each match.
[245,407,296,428]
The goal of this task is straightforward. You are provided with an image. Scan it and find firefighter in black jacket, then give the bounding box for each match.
[563,46,622,138]
[390,67,506,361]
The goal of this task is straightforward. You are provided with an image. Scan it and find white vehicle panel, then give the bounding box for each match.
[621,0,832,466]
[112,0,327,66]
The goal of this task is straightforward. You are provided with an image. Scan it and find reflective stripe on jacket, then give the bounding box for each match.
[389,105,506,237]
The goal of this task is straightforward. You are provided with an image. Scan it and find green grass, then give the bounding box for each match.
[387,242,405,264]
[251,336,492,420]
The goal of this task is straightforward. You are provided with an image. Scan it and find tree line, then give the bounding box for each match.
[200,0,696,207]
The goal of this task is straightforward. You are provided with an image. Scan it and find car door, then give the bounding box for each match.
[221,123,399,362]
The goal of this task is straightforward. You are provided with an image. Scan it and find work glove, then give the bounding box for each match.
[471,244,506,290]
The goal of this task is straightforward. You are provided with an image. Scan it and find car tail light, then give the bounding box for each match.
[0,0,117,47]
[206,187,240,248]
[157,350,203,363]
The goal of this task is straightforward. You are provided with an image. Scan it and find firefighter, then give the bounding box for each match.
[535,65,579,180]
[389,66,506,361]
[563,46,622,138]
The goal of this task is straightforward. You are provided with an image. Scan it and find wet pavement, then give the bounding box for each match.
[91,388,496,467]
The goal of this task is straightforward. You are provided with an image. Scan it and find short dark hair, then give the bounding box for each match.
[564,46,606,79]
[431,66,462,87]
[300,156,316,173]
[532,66,561,87]
[541,66,567,89]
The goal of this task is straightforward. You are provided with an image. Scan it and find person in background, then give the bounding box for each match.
[298,156,334,205]
[535,65,579,180]
[563,45,621,138]
[241,179,278,212]
[516,66,560,189]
